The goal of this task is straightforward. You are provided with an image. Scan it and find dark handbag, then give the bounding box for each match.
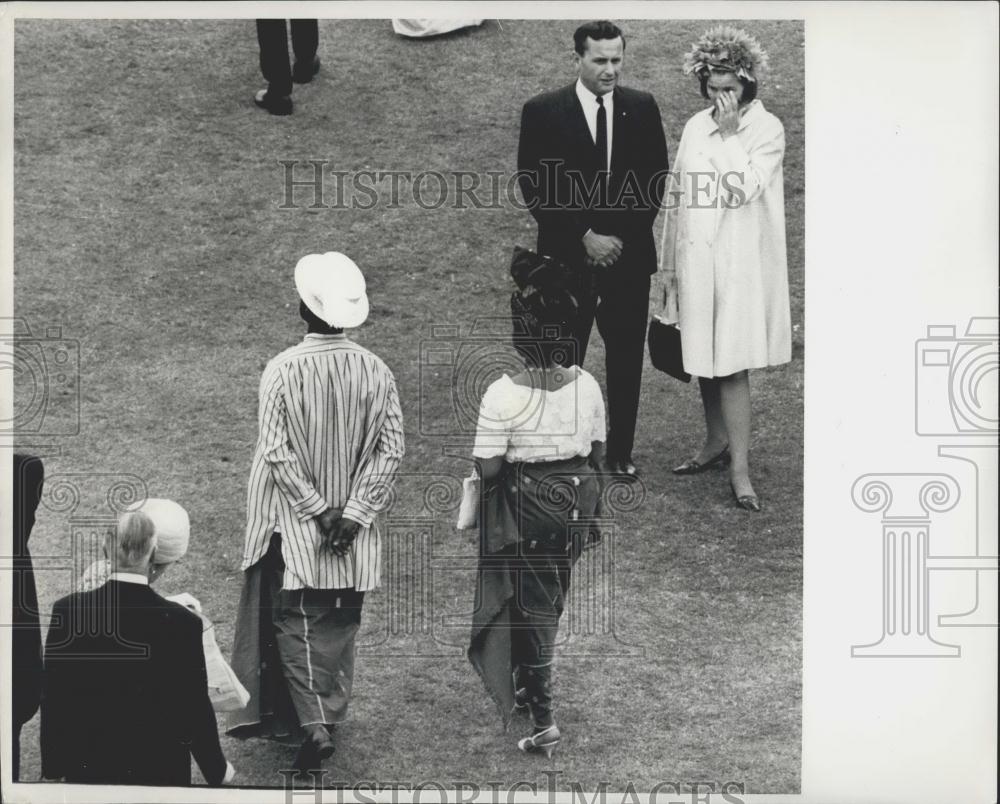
[648,318,691,382]
[647,278,691,382]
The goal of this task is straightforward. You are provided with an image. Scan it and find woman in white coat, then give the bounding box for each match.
[662,27,791,511]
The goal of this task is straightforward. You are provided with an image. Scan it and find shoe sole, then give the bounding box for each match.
[254,102,292,116]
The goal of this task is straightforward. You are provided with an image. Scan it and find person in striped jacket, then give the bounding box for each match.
[226,252,405,773]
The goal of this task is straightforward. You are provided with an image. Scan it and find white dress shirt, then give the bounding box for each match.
[108,571,149,585]
[575,78,614,171]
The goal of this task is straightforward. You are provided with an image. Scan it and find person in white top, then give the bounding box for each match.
[661,26,792,512]
[467,253,606,758]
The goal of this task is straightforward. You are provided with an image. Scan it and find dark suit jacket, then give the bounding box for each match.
[12,454,44,731]
[517,83,669,276]
[41,580,227,786]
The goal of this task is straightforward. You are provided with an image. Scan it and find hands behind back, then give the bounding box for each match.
[317,506,359,555]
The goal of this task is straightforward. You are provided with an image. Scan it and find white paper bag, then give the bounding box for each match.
[456,471,479,530]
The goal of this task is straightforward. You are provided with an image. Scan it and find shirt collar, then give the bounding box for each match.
[575,78,613,108]
[109,572,149,586]
[303,332,349,342]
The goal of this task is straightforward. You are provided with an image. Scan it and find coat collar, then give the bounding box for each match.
[701,98,764,136]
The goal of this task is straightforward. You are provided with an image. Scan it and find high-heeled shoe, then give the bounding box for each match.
[731,483,761,512]
[672,445,731,475]
[517,724,561,758]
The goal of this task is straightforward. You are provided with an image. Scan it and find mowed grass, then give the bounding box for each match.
[13,19,804,793]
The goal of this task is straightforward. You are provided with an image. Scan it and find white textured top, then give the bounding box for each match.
[472,368,606,462]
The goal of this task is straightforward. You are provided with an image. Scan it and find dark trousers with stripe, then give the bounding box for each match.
[265,538,365,727]
[273,584,364,727]
[256,19,318,98]
[227,535,363,740]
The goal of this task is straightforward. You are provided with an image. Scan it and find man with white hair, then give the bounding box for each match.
[41,510,234,786]
[227,252,405,773]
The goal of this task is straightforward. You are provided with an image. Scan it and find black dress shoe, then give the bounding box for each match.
[672,445,731,475]
[292,56,321,84]
[291,740,318,772]
[254,89,292,116]
[292,725,334,771]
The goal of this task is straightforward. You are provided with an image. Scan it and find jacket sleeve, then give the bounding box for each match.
[517,99,590,245]
[343,370,406,527]
[258,365,329,521]
[181,613,228,785]
[40,598,71,779]
[635,95,671,232]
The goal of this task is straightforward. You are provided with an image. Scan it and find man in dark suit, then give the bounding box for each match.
[41,510,234,786]
[518,20,668,479]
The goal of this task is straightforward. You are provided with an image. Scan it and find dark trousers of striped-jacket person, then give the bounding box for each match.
[227,535,364,741]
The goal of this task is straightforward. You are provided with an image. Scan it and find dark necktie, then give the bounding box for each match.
[596,95,608,173]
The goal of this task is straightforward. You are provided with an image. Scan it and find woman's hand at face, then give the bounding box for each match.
[716,91,741,138]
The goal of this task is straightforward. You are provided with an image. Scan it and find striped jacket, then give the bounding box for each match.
[241,333,405,591]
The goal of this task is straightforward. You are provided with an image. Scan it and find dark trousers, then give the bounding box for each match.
[256,19,318,97]
[573,269,652,464]
[265,537,364,728]
[508,545,575,728]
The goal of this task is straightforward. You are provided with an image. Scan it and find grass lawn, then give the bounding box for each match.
[12,17,804,794]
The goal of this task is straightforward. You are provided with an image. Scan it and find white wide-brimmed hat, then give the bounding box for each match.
[127,498,190,564]
[294,251,369,329]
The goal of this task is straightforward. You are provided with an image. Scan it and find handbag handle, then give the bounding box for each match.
[658,272,680,325]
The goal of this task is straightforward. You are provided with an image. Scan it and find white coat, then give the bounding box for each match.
[661,99,792,378]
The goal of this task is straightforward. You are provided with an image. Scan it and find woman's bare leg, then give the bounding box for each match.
[718,370,755,499]
[694,376,729,463]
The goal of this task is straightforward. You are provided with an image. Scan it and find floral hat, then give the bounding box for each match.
[682,25,769,83]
